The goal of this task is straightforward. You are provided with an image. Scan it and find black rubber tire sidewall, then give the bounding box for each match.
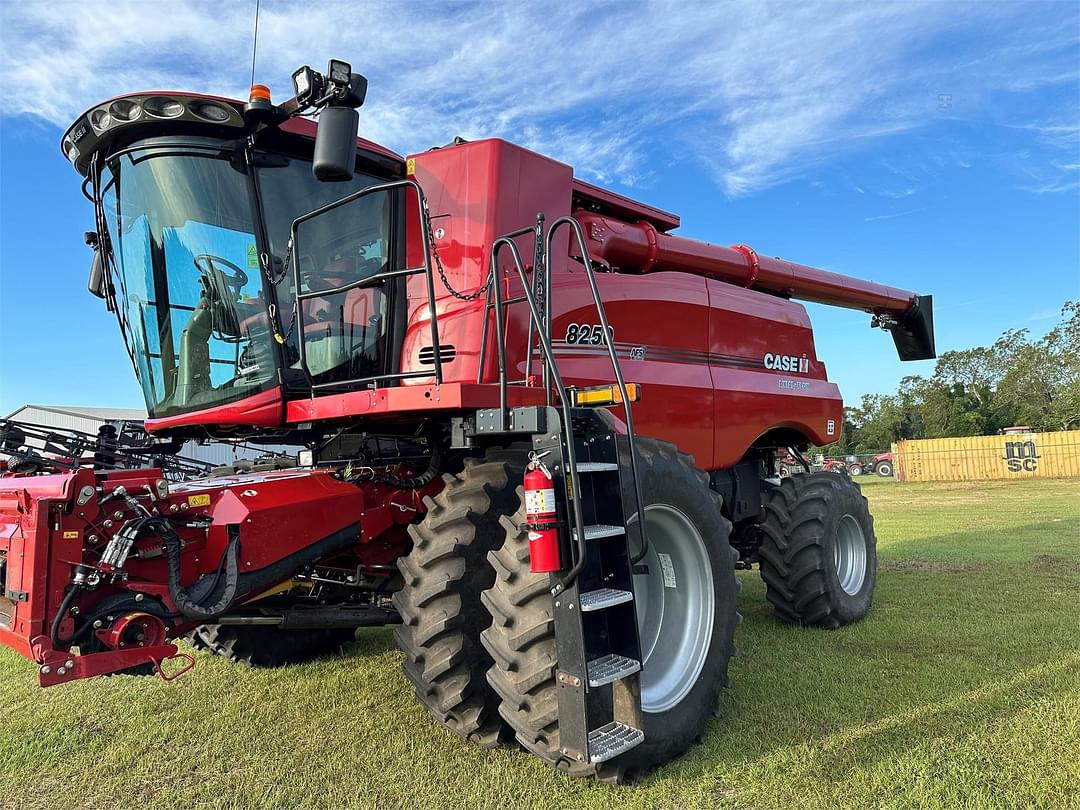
[758,473,878,628]
[818,479,877,624]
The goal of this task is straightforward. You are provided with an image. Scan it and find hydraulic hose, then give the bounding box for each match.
[159,519,242,619]
[49,583,85,648]
[370,436,444,489]
[348,430,445,490]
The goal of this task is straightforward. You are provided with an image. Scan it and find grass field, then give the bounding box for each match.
[1,477,1077,809]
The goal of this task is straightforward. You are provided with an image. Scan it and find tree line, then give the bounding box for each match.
[829,301,1079,455]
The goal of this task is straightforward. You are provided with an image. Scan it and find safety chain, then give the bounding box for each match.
[424,199,494,301]
[263,238,295,344]
[267,237,293,286]
[269,304,297,345]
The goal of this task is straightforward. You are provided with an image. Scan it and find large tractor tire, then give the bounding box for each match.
[757,471,877,628]
[876,460,894,478]
[481,438,739,782]
[186,625,356,666]
[392,448,527,748]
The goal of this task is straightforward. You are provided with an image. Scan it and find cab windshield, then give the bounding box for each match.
[99,136,389,418]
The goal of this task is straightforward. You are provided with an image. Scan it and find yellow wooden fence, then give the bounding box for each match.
[892,430,1080,482]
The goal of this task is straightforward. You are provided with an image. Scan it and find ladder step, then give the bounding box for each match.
[586,653,642,687]
[578,587,634,612]
[588,721,644,763]
[574,524,625,541]
[575,462,619,473]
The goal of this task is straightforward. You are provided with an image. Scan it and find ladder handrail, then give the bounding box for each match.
[544,216,650,565]
[476,223,541,387]
[489,236,590,596]
[289,178,444,389]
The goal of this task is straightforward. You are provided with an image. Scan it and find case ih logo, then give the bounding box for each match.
[1003,439,1039,472]
[763,353,809,373]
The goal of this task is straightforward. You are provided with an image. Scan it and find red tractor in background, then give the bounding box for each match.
[0,60,934,781]
[848,452,895,478]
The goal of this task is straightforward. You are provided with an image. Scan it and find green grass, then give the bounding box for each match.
[1,478,1078,809]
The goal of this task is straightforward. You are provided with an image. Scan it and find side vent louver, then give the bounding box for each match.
[418,345,456,365]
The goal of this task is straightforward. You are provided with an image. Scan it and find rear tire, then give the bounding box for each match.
[876,461,893,477]
[481,438,739,781]
[392,448,526,748]
[757,472,877,628]
[186,625,355,666]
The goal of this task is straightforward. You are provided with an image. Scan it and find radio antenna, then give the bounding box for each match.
[249,0,261,88]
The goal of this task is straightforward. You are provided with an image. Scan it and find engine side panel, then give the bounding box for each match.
[402,139,574,385]
[707,280,842,467]
[544,270,842,470]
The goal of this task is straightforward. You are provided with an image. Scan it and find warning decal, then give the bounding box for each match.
[658,552,677,589]
[524,488,556,515]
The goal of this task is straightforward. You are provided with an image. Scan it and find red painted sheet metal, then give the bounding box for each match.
[286,382,548,423]
[575,211,918,316]
[0,469,96,660]
[403,139,574,386]
[538,269,841,469]
[143,387,283,433]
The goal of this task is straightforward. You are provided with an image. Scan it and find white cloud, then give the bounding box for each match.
[1,0,1076,196]
[864,207,926,222]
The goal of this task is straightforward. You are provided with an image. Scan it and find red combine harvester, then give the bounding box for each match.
[1,61,933,780]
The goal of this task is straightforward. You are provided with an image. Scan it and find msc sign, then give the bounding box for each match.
[1003,439,1039,473]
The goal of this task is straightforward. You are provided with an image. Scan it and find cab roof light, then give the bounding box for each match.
[249,84,272,103]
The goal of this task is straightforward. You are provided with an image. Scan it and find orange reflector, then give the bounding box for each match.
[569,383,641,407]
[249,84,272,103]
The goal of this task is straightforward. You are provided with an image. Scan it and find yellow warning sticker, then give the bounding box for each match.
[406,157,416,176]
[62,530,80,540]
[187,493,212,508]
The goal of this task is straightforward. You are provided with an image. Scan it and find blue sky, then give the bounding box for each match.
[1,0,1078,416]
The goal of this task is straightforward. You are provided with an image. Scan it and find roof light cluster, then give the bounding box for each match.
[61,94,244,167]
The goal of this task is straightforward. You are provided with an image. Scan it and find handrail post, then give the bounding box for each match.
[488,248,508,431]
[476,283,494,384]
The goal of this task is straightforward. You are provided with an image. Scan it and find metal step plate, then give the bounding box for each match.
[574,524,625,541]
[578,587,634,612]
[575,462,619,473]
[586,653,642,687]
[587,721,645,763]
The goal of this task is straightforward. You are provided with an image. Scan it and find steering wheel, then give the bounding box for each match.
[194,254,250,338]
[194,254,249,297]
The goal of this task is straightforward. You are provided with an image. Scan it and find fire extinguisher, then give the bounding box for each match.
[524,452,562,573]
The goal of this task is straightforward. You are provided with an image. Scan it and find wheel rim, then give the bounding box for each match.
[833,514,867,595]
[631,505,715,714]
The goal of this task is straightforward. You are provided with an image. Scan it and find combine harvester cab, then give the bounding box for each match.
[2,58,935,781]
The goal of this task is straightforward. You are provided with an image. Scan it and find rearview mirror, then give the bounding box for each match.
[87,249,106,299]
[313,106,358,182]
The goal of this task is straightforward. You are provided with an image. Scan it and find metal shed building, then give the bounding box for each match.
[4,404,278,468]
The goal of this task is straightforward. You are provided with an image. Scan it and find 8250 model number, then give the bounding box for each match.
[564,323,615,345]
